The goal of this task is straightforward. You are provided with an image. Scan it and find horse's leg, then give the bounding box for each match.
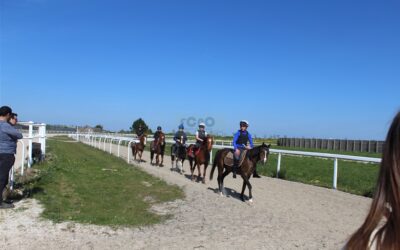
[188,158,193,179]
[160,154,164,167]
[240,180,246,202]
[202,163,208,184]
[217,169,223,195]
[150,151,154,165]
[197,161,201,183]
[219,167,231,196]
[242,175,253,202]
[180,159,184,174]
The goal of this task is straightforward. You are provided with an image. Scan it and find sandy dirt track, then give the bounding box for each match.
[0,139,372,250]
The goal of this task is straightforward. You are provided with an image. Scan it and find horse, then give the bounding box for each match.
[210,143,270,202]
[150,133,166,166]
[171,137,187,174]
[187,135,214,183]
[131,135,147,163]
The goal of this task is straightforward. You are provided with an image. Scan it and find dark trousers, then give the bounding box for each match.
[0,154,15,200]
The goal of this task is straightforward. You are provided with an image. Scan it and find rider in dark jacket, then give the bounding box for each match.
[153,126,163,140]
[136,125,145,138]
[232,120,260,178]
[172,124,187,156]
[151,126,162,150]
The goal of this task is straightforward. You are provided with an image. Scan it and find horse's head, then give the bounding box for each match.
[205,135,214,152]
[159,133,165,146]
[140,135,147,145]
[249,143,270,165]
[260,142,271,165]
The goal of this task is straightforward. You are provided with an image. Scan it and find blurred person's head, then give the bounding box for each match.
[0,106,12,121]
[346,111,400,250]
[9,113,18,126]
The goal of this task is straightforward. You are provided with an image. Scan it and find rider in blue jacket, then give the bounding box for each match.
[232,120,260,178]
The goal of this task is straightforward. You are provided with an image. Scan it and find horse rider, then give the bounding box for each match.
[190,123,208,157]
[136,125,145,138]
[153,126,163,140]
[172,124,187,156]
[152,126,163,150]
[232,120,255,178]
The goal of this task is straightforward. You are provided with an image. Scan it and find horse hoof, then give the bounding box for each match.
[249,199,253,203]
[219,192,223,197]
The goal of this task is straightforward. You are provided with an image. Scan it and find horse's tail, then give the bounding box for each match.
[210,150,220,180]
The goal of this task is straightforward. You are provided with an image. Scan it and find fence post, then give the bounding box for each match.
[118,140,122,157]
[277,153,282,177]
[19,140,25,176]
[333,158,338,189]
[127,140,135,163]
[9,167,14,191]
[28,121,33,168]
[39,123,47,157]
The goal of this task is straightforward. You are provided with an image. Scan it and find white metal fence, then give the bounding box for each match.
[70,133,381,190]
[10,122,47,190]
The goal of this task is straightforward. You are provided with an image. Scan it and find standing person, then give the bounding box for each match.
[8,113,18,126]
[232,120,254,179]
[0,106,23,209]
[345,111,400,250]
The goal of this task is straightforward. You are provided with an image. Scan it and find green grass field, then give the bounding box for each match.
[29,136,184,226]
[256,154,379,197]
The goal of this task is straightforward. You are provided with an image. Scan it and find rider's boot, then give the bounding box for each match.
[232,158,239,179]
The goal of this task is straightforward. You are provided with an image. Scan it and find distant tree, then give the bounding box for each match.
[95,124,103,131]
[130,118,150,134]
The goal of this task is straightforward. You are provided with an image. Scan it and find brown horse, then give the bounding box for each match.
[150,133,166,166]
[188,135,214,183]
[210,143,270,202]
[131,135,146,163]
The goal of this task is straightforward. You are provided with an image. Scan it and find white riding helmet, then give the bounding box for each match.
[199,122,206,128]
[240,120,249,127]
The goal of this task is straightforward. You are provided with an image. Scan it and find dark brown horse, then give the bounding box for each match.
[171,136,187,174]
[150,133,166,166]
[210,143,270,202]
[131,135,147,163]
[187,135,214,183]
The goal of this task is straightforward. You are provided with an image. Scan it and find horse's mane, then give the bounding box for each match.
[248,145,262,160]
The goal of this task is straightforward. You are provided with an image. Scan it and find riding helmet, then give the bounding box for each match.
[240,120,249,127]
[199,122,206,128]
[179,124,184,130]
[157,126,162,131]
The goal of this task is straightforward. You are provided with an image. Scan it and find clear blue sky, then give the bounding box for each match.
[1,0,399,139]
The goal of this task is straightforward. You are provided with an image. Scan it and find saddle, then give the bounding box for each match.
[224,150,248,167]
